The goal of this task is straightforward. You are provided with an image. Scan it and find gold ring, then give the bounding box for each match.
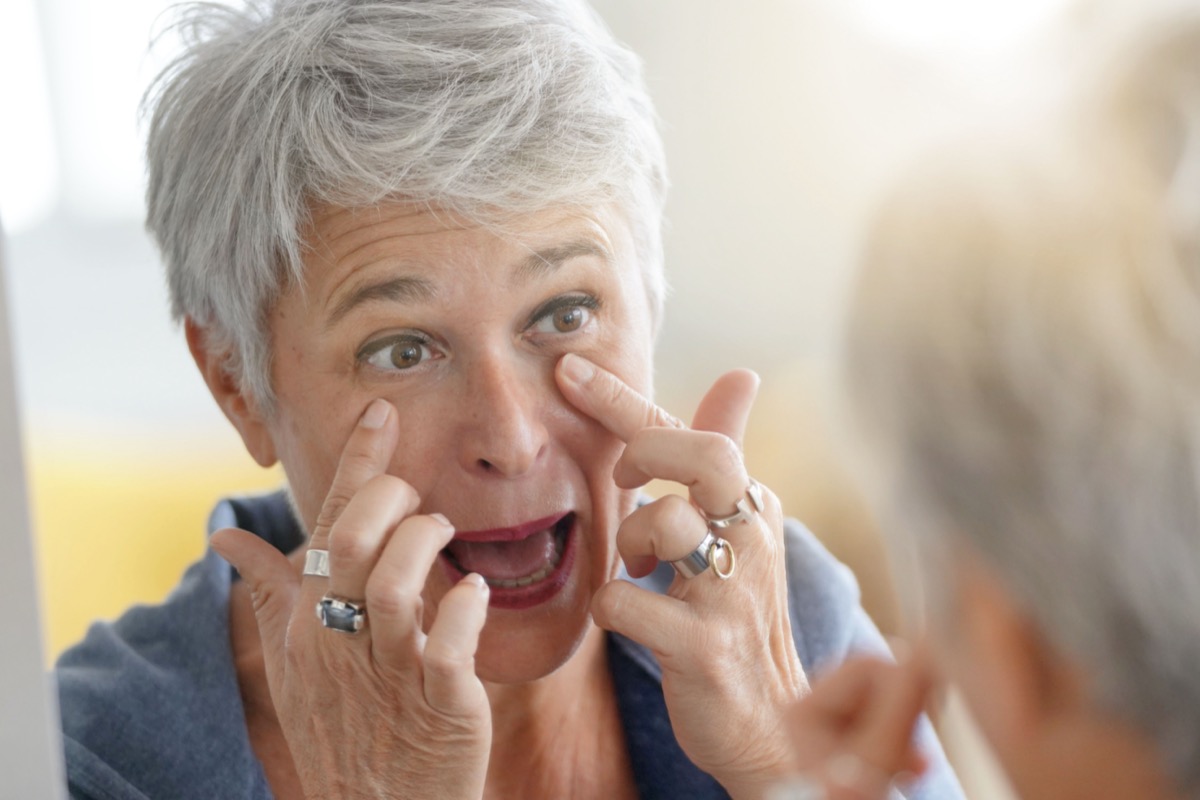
[706,537,736,580]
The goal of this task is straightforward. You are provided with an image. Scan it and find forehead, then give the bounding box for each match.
[300,202,632,287]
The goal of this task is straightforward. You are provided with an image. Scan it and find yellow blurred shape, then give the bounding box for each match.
[26,423,283,663]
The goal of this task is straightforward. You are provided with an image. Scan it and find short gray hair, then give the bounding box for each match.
[145,0,668,405]
[843,27,1200,797]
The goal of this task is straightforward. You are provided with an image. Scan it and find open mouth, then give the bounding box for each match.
[439,513,577,609]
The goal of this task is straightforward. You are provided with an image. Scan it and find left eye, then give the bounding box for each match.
[359,335,436,372]
[532,302,593,334]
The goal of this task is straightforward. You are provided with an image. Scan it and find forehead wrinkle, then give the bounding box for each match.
[516,240,612,284]
[325,273,437,330]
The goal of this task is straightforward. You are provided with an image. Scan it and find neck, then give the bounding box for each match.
[482,625,634,800]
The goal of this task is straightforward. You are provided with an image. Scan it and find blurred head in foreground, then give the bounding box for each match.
[842,21,1200,800]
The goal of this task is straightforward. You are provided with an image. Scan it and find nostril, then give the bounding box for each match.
[478,458,495,471]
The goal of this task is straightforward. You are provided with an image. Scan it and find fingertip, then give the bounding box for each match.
[558,352,596,387]
[208,527,236,555]
[463,572,490,600]
[589,579,629,631]
[209,527,250,569]
[421,513,457,547]
[359,397,392,429]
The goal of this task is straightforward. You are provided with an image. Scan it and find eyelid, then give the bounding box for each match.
[525,293,601,330]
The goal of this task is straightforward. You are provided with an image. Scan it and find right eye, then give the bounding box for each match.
[357,334,438,372]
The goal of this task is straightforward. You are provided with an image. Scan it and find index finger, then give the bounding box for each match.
[556,353,683,442]
[307,397,401,550]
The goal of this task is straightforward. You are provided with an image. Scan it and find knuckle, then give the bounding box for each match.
[702,433,744,478]
[366,473,419,510]
[247,582,290,630]
[338,447,382,484]
[655,493,696,529]
[330,527,376,566]
[314,492,352,533]
[366,579,420,620]
[661,412,686,429]
[423,643,474,677]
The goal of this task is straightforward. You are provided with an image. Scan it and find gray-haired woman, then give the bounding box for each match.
[53,2,963,798]
[777,19,1200,800]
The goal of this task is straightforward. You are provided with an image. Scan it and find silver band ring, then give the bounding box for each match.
[671,531,737,580]
[316,594,367,634]
[705,478,765,529]
[303,549,330,578]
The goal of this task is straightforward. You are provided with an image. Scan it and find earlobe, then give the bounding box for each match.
[185,317,278,468]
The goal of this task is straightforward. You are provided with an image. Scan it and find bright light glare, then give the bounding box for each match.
[0,0,58,234]
[840,0,1071,53]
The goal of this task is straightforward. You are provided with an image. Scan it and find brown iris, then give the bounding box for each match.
[390,342,423,369]
[552,306,584,332]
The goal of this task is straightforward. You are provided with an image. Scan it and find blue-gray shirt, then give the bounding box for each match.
[56,491,964,799]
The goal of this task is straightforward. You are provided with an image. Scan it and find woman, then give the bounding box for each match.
[53,2,963,798]
[776,19,1200,800]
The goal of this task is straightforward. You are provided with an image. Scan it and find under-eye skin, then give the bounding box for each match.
[527,294,601,336]
[356,332,439,373]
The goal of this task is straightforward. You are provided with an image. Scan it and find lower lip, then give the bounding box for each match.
[439,517,577,611]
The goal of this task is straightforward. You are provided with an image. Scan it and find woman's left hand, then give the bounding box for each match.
[557,353,809,800]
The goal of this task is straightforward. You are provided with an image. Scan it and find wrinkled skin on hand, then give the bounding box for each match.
[213,399,492,800]
[557,353,810,800]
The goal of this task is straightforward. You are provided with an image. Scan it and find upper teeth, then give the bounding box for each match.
[485,531,565,589]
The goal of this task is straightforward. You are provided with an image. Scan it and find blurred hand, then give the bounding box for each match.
[781,648,934,800]
[211,398,492,800]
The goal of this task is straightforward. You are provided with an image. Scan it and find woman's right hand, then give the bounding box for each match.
[211,398,492,800]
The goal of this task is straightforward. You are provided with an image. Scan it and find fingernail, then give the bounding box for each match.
[560,353,594,385]
[360,398,389,429]
[430,512,452,528]
[466,573,489,594]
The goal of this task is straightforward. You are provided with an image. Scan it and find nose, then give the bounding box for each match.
[455,354,550,478]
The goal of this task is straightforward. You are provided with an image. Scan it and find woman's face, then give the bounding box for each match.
[262,202,654,683]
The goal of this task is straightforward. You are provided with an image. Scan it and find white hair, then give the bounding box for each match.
[144,0,668,405]
[842,25,1200,797]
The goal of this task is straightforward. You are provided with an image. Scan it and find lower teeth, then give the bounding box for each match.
[484,531,565,589]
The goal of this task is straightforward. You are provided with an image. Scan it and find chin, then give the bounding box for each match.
[472,607,596,684]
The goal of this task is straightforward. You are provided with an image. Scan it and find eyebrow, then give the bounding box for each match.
[325,275,436,328]
[517,240,611,282]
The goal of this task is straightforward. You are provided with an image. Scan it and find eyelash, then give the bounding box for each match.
[526,294,601,336]
[355,293,601,374]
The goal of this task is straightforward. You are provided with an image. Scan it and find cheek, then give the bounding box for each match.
[267,401,359,530]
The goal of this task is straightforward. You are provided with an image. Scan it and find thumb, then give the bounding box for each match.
[210,527,300,665]
[691,369,760,449]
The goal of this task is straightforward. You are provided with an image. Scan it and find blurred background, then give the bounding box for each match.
[0,0,1182,797]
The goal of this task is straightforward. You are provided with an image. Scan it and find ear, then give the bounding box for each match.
[185,317,278,468]
[950,556,1088,750]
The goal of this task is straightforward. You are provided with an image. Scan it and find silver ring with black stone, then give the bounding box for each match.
[316,594,367,634]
